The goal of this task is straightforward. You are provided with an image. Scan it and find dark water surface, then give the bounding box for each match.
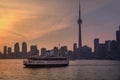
[0,60,120,80]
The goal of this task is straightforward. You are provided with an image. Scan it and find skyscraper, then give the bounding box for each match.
[78,0,82,48]
[41,48,47,56]
[116,26,120,42]
[116,26,120,51]
[8,47,12,54]
[3,46,7,55]
[73,43,77,52]
[94,38,99,52]
[14,42,20,54]
[30,45,39,55]
[22,42,27,54]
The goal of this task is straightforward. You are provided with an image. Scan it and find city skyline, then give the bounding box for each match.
[0,0,120,51]
[0,25,119,59]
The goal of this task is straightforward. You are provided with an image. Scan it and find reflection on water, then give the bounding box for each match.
[0,60,120,80]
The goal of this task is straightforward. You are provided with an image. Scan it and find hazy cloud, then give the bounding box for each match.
[0,0,120,51]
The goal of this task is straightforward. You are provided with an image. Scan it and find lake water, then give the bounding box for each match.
[0,60,120,80]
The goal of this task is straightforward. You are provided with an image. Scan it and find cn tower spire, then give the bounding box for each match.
[79,0,81,18]
[78,0,82,48]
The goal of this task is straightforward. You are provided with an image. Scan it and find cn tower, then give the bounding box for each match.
[78,0,82,48]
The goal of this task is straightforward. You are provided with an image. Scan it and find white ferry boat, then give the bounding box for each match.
[23,56,69,67]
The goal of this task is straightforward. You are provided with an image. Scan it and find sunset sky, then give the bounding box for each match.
[0,0,120,52]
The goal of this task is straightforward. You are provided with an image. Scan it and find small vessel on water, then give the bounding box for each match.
[23,56,69,67]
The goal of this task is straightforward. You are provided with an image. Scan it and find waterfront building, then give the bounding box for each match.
[22,42,27,54]
[73,43,77,53]
[116,26,120,52]
[30,45,39,55]
[53,47,59,56]
[95,44,106,59]
[41,48,47,56]
[8,47,12,54]
[14,42,20,54]
[94,38,99,52]
[3,46,7,55]
[60,46,68,56]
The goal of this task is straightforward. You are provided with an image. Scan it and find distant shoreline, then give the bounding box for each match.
[0,58,120,61]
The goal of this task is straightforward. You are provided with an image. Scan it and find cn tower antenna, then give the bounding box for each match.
[79,0,81,18]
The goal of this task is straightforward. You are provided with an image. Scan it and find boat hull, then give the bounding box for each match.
[24,63,68,68]
[23,56,69,68]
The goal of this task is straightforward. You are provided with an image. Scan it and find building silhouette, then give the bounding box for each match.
[116,26,120,52]
[8,47,12,54]
[53,47,59,56]
[30,45,39,55]
[82,45,92,58]
[95,43,106,59]
[109,40,118,59]
[14,42,20,54]
[3,46,7,55]
[73,43,77,53]
[105,40,111,53]
[94,38,99,52]
[60,46,68,56]
[41,48,47,56]
[22,42,27,54]
[94,26,120,59]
